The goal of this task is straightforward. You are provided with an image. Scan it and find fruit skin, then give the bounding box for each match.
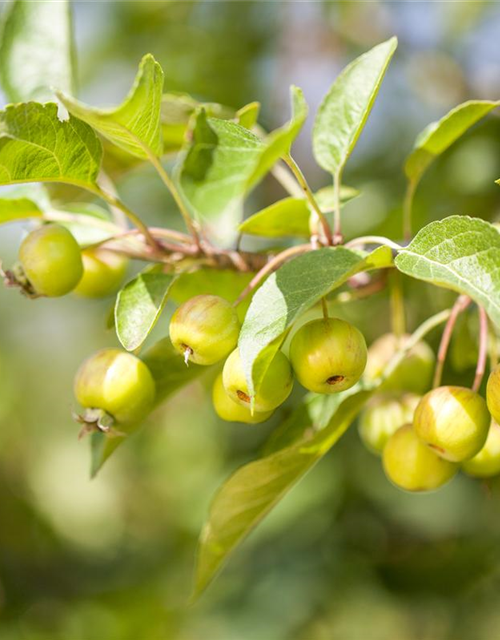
[19,224,83,297]
[413,386,490,462]
[74,249,128,298]
[365,333,435,394]
[486,364,500,425]
[289,318,367,394]
[462,421,500,478]
[222,348,293,412]
[212,374,273,424]
[383,424,458,492]
[74,349,155,424]
[170,294,240,365]
[359,392,420,455]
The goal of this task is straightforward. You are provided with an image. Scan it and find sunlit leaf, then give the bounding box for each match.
[395,215,500,327]
[239,186,359,238]
[0,0,75,102]
[313,37,397,175]
[405,100,499,184]
[115,270,176,351]
[58,54,164,158]
[248,86,308,186]
[236,101,260,129]
[0,102,102,189]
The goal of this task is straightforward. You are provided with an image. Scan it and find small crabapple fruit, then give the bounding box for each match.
[170,294,240,365]
[486,364,500,425]
[413,386,490,462]
[212,374,273,424]
[365,333,435,394]
[462,421,500,478]
[383,424,458,492]
[289,318,367,394]
[222,348,293,413]
[74,348,155,425]
[358,392,420,455]
[74,249,128,298]
[19,224,83,297]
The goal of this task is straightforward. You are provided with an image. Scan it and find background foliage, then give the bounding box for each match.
[1,2,500,639]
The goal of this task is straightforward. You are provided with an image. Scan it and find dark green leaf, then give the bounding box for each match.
[115,270,176,351]
[239,246,393,396]
[395,215,500,327]
[405,100,499,184]
[0,0,75,102]
[313,37,397,175]
[58,54,164,158]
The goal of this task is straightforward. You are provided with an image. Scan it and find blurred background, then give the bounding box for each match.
[1,2,500,639]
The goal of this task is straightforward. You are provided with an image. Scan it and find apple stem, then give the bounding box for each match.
[283,154,333,246]
[433,294,471,389]
[472,307,489,392]
[321,297,329,320]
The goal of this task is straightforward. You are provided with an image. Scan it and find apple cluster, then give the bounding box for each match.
[170,294,368,423]
[360,335,500,491]
[15,224,128,299]
[16,225,500,491]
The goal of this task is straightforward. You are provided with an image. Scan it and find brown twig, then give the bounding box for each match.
[432,294,471,388]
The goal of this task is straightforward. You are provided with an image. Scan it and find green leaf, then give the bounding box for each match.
[194,387,372,597]
[161,93,233,153]
[0,0,75,102]
[405,101,499,184]
[0,184,50,224]
[57,54,164,159]
[142,337,206,404]
[115,270,176,351]
[0,196,42,224]
[0,102,102,189]
[176,88,307,245]
[176,111,263,243]
[395,215,500,327]
[248,86,308,186]
[161,93,199,152]
[236,101,260,129]
[239,246,393,397]
[313,37,397,175]
[239,186,359,238]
